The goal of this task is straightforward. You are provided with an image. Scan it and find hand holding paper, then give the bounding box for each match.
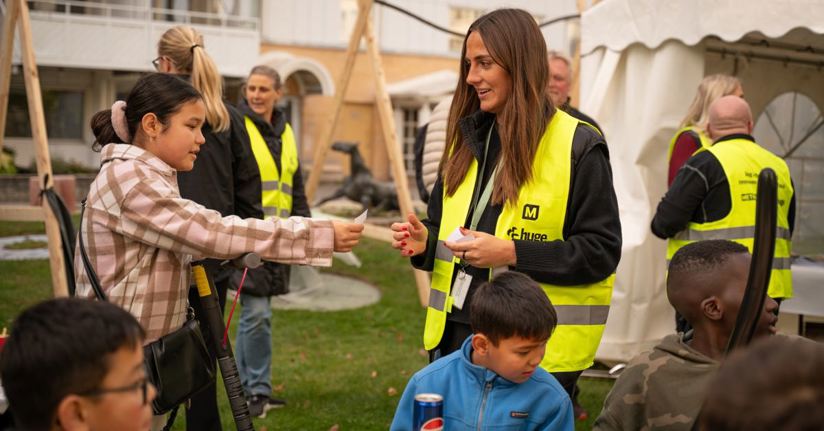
[443,227,516,268]
[332,220,364,252]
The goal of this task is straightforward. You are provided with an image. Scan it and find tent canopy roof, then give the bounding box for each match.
[386,70,457,100]
[582,0,824,54]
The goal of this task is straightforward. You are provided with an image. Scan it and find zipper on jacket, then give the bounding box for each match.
[477,381,493,430]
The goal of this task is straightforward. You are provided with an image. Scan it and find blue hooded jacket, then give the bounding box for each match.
[390,335,573,430]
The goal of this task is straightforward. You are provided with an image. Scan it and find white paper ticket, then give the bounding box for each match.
[354,209,368,224]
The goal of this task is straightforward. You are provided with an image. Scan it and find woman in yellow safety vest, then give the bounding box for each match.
[668,74,743,186]
[234,64,310,418]
[390,8,621,414]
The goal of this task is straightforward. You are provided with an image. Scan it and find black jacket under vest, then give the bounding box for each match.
[412,109,622,324]
[233,100,311,297]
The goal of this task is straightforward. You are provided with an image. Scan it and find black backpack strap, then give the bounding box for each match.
[161,405,180,431]
[78,199,107,301]
[39,174,77,295]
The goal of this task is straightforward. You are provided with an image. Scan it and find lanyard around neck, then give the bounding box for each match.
[468,124,499,231]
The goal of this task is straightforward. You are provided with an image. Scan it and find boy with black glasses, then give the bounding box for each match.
[0,298,155,431]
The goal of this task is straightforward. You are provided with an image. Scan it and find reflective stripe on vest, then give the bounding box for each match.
[667,126,712,162]
[245,117,299,219]
[666,138,794,298]
[673,226,791,242]
[426,110,615,373]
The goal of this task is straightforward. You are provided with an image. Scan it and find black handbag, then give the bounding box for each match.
[142,310,215,414]
[77,200,215,418]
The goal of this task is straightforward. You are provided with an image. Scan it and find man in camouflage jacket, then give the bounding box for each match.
[594,240,779,430]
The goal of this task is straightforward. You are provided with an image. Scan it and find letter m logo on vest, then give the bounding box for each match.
[522,204,540,220]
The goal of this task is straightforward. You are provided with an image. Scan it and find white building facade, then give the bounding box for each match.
[256,0,580,180]
[2,0,581,176]
[2,0,260,168]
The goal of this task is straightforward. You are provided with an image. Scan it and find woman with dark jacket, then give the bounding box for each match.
[233,64,311,418]
[155,25,262,431]
[390,8,621,415]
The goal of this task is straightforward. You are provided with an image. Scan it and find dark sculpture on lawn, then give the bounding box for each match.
[316,142,399,212]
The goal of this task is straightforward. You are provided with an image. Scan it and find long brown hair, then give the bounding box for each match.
[442,9,554,206]
[158,26,230,132]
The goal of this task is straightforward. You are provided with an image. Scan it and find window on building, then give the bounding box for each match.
[152,0,259,27]
[753,91,824,256]
[401,107,419,175]
[449,7,484,52]
[4,84,84,140]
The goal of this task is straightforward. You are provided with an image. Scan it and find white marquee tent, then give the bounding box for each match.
[579,0,824,363]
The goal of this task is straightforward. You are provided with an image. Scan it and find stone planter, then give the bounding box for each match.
[0,174,95,212]
[29,175,77,212]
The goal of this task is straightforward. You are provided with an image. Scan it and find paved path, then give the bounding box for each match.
[0,235,49,260]
[270,273,381,311]
[226,266,380,312]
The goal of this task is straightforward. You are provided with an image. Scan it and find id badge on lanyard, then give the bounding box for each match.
[452,124,497,310]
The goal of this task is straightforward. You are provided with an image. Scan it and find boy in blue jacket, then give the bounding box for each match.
[391,271,574,430]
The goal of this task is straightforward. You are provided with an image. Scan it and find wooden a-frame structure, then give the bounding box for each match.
[303,0,596,306]
[0,0,597,305]
[303,0,429,305]
[0,0,69,297]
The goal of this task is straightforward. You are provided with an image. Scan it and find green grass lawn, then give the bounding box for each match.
[0,220,53,237]
[0,223,612,430]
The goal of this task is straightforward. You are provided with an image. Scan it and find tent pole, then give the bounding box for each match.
[570,0,589,106]
[16,0,69,297]
[0,0,21,152]
[363,17,430,306]
[304,0,373,202]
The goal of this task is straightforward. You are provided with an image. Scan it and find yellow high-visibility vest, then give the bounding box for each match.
[666,137,794,298]
[668,126,712,163]
[245,116,299,219]
[426,110,615,373]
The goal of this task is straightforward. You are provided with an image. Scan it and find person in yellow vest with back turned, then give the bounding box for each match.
[667,75,744,187]
[390,8,622,416]
[652,95,795,333]
[234,65,310,418]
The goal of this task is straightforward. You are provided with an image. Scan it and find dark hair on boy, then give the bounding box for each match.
[0,298,145,431]
[90,72,202,150]
[699,336,824,431]
[470,271,557,345]
[668,239,749,280]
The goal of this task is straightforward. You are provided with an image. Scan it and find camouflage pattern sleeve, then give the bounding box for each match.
[593,350,655,431]
[593,334,718,431]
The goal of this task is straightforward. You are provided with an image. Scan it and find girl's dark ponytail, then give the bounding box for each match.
[90,109,123,151]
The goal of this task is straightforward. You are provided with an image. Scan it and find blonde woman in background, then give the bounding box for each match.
[232,65,307,418]
[668,74,743,186]
[154,25,263,431]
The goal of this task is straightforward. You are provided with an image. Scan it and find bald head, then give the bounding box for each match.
[707,95,753,140]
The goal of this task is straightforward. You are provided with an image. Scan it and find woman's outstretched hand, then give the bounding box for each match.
[332,221,364,252]
[390,213,428,257]
[443,227,516,268]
